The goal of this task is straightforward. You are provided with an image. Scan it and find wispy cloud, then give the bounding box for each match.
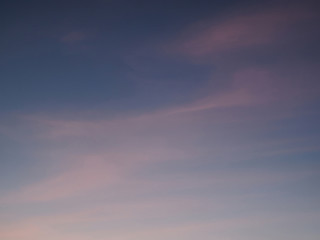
[1,155,121,203]
[1,1,319,240]
[1,99,317,205]
[167,4,314,57]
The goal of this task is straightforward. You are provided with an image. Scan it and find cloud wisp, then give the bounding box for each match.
[167,4,315,57]
[1,1,319,240]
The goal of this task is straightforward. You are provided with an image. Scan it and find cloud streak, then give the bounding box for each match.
[168,4,314,57]
[1,1,319,240]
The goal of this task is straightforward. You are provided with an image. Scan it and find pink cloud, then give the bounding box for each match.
[1,107,317,239]
[157,68,277,115]
[1,156,121,203]
[2,180,317,240]
[1,208,317,240]
[1,119,311,205]
[0,136,191,203]
[168,5,313,57]
[162,62,320,115]
[0,223,50,240]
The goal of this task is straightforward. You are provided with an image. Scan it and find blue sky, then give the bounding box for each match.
[0,0,320,239]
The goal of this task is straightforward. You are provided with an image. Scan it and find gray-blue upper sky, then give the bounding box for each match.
[1,0,318,112]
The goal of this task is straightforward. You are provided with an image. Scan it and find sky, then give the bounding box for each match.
[0,0,320,239]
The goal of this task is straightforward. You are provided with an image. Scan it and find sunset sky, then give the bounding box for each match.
[1,0,320,239]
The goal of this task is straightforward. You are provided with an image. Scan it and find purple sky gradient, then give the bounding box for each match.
[0,0,320,239]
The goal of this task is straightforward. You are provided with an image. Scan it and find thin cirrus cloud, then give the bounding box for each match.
[0,155,121,203]
[0,131,193,203]
[1,1,319,240]
[162,64,320,116]
[1,105,318,240]
[0,94,316,206]
[1,197,318,240]
[126,3,319,116]
[1,155,316,240]
[167,4,314,57]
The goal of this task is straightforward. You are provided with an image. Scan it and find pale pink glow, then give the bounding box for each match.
[65,213,311,240]
[0,223,48,240]
[2,188,315,240]
[0,124,316,239]
[1,156,121,203]
[168,6,313,57]
[108,218,261,240]
[0,212,254,240]
[0,139,192,203]
[1,145,310,205]
[1,212,316,240]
